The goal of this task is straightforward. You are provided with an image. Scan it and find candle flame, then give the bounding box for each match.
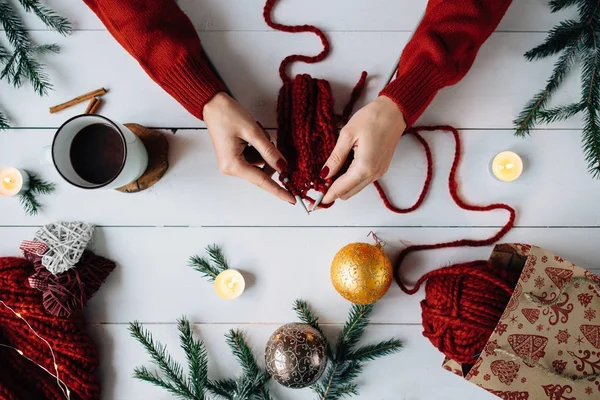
[3,177,12,184]
[505,163,515,169]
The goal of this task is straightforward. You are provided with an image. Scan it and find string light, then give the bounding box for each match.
[0,299,71,399]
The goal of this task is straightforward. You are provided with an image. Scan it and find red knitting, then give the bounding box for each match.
[0,257,101,400]
[264,0,367,203]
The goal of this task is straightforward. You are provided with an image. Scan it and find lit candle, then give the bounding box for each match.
[491,151,523,182]
[0,168,30,197]
[214,269,246,300]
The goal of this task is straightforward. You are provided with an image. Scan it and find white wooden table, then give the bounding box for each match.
[1,1,599,399]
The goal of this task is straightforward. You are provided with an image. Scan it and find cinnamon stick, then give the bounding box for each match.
[89,98,102,114]
[49,88,107,114]
[84,97,100,114]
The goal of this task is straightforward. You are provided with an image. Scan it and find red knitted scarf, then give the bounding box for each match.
[0,257,100,400]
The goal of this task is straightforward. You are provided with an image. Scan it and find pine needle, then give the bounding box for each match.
[178,318,208,398]
[188,255,222,281]
[206,244,230,271]
[17,0,72,35]
[0,111,9,130]
[226,329,262,378]
[515,0,600,178]
[293,299,332,357]
[346,339,403,362]
[19,190,41,216]
[336,304,373,357]
[129,321,199,399]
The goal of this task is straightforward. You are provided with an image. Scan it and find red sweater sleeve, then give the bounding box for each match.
[380,0,513,126]
[83,0,227,120]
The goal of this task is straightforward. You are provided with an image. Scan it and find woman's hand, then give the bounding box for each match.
[320,96,407,205]
[204,92,296,204]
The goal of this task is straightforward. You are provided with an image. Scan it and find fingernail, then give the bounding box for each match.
[276,159,288,173]
[319,166,330,179]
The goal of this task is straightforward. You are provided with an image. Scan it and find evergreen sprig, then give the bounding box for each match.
[515,0,600,177]
[18,171,55,216]
[298,301,403,400]
[0,0,70,129]
[130,301,401,400]
[130,319,271,400]
[188,244,230,282]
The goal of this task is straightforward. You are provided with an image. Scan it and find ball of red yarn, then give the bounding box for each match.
[0,257,101,400]
[402,260,521,365]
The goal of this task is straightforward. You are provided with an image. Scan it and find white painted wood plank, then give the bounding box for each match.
[0,31,582,129]
[0,227,598,324]
[90,323,494,400]
[1,129,598,227]
[16,0,576,32]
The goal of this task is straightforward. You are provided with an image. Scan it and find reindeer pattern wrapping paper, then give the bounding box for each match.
[443,244,600,400]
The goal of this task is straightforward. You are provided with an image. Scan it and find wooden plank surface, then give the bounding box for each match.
[1,1,598,399]
[16,0,576,32]
[1,129,598,227]
[0,227,598,325]
[0,31,582,129]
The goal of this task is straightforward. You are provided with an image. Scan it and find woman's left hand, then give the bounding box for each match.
[320,95,407,205]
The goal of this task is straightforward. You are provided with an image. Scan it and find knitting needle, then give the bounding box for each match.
[311,61,400,212]
[284,177,310,216]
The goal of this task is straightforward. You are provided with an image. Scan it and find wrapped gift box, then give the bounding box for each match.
[443,244,600,399]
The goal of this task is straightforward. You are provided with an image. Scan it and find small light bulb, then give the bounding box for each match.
[16,349,23,356]
[15,313,22,318]
[54,363,58,369]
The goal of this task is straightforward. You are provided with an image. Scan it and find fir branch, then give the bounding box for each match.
[133,366,186,398]
[0,111,8,130]
[524,20,582,61]
[188,255,223,281]
[19,190,41,216]
[581,28,600,177]
[129,321,199,400]
[536,102,585,124]
[208,378,238,399]
[34,43,60,55]
[207,244,230,271]
[17,0,72,35]
[26,171,55,194]
[346,339,403,362]
[178,318,208,399]
[189,244,229,282]
[293,299,332,356]
[226,329,262,378]
[550,0,581,13]
[514,39,582,135]
[335,304,373,358]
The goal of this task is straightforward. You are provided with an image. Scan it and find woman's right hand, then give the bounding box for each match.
[203,92,296,204]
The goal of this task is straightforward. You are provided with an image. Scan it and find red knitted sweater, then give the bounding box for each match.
[83,0,512,125]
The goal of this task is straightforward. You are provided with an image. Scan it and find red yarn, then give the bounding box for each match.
[262,1,518,364]
[264,0,367,202]
[375,125,519,364]
[0,257,101,400]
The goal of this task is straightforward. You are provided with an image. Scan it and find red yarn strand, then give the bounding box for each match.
[374,125,516,292]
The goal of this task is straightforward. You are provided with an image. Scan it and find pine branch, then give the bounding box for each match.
[0,110,9,130]
[188,255,223,281]
[207,244,230,271]
[514,38,582,135]
[346,339,403,362]
[208,378,237,399]
[536,102,585,124]
[133,366,189,398]
[188,244,229,282]
[581,28,600,177]
[17,0,72,35]
[293,299,332,357]
[26,171,55,194]
[226,329,262,378]
[335,304,373,358]
[34,44,60,55]
[524,20,582,61]
[550,0,581,13]
[129,321,199,400]
[178,318,208,399]
[19,190,41,216]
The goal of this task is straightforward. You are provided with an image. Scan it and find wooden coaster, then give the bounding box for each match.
[116,124,169,193]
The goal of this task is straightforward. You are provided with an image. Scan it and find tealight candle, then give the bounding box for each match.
[0,168,30,197]
[491,151,523,182]
[214,269,246,300]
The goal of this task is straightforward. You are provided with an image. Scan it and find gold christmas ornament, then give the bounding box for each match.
[330,242,393,305]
